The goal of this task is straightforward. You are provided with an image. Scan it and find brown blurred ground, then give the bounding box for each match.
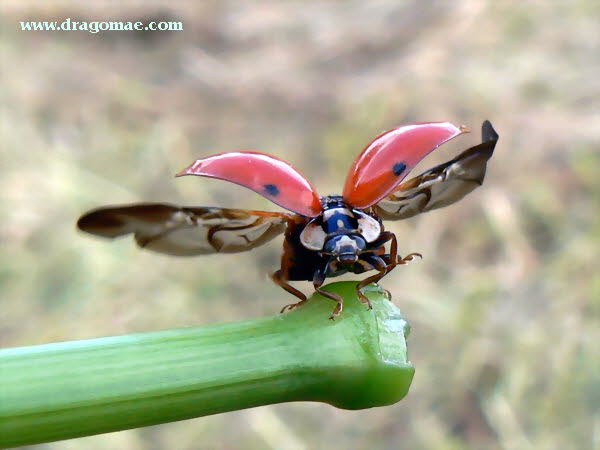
[1,1,598,449]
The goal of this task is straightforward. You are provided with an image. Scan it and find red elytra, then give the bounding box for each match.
[177,151,323,217]
[342,122,468,209]
[177,123,468,216]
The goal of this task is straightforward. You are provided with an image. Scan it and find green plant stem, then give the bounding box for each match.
[0,281,414,447]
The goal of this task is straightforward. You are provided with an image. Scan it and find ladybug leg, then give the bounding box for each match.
[356,254,388,309]
[383,289,392,300]
[271,270,308,313]
[368,230,395,248]
[398,252,423,265]
[368,254,395,301]
[376,232,422,275]
[384,231,398,270]
[313,258,344,320]
[363,231,399,281]
[366,252,420,302]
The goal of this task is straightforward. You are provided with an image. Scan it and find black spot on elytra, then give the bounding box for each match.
[264,184,280,196]
[393,162,407,176]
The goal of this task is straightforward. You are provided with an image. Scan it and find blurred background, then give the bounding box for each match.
[1,1,598,449]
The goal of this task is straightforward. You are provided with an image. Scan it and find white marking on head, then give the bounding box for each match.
[336,235,354,248]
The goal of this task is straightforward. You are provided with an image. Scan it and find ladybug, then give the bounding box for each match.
[78,120,498,319]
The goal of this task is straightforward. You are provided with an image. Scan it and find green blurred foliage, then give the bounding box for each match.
[1,1,598,449]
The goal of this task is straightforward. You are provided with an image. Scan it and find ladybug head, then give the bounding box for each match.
[322,234,366,264]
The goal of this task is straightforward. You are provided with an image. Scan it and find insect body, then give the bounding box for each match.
[78,121,498,318]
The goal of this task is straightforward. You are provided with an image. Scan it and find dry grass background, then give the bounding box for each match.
[1,1,599,449]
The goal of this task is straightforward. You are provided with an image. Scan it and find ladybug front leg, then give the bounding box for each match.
[272,270,308,313]
[377,231,398,269]
[313,258,344,320]
[397,252,422,265]
[355,254,388,309]
[375,231,422,276]
[368,252,421,302]
[368,231,395,249]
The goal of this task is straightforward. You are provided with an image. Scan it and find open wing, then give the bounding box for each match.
[77,203,290,256]
[177,151,322,217]
[373,121,498,220]
[342,122,467,209]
